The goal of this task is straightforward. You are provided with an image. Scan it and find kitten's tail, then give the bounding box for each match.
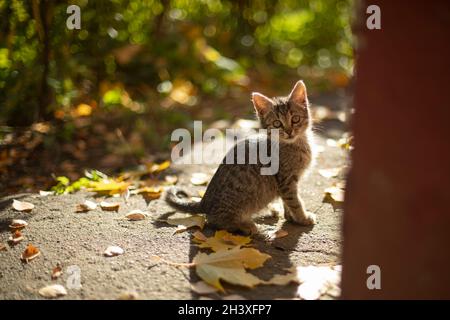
[165,187,203,213]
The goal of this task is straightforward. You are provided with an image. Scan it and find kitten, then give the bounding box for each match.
[166,80,316,234]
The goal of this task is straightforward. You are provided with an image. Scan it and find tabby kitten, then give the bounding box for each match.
[166,80,316,234]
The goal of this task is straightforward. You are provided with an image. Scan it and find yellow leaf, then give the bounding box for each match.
[89,180,130,195]
[73,103,92,117]
[193,247,270,291]
[148,160,171,173]
[194,230,251,252]
[134,186,163,199]
[190,281,219,295]
[166,214,205,233]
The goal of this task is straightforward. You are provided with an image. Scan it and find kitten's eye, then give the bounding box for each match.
[273,120,282,128]
[291,115,301,124]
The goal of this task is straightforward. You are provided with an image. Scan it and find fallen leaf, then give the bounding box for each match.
[165,175,178,185]
[198,190,206,197]
[0,243,7,251]
[263,267,300,286]
[76,200,97,212]
[118,291,139,300]
[190,281,219,295]
[104,245,124,257]
[194,230,252,252]
[318,168,341,179]
[148,160,171,173]
[89,179,130,195]
[324,186,345,203]
[337,135,353,150]
[296,265,341,300]
[190,173,209,186]
[38,284,67,298]
[125,210,147,221]
[166,214,205,233]
[193,247,271,291]
[9,219,28,229]
[22,244,40,262]
[193,230,208,242]
[267,229,288,241]
[12,199,34,212]
[134,186,163,200]
[39,190,55,196]
[8,230,23,244]
[100,201,120,211]
[51,264,63,280]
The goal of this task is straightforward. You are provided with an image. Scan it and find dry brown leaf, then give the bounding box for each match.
[9,230,23,244]
[134,186,163,200]
[190,173,209,186]
[100,201,120,211]
[12,199,34,212]
[22,244,40,262]
[9,219,28,229]
[38,284,67,298]
[0,243,7,251]
[194,230,251,252]
[76,200,97,212]
[125,210,147,221]
[190,281,219,295]
[104,245,124,257]
[318,168,341,179]
[193,230,208,242]
[193,246,270,291]
[51,264,63,280]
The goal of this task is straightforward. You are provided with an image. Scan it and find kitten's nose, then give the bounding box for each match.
[286,128,292,136]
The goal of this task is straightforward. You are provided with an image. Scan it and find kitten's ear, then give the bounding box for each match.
[288,80,308,107]
[252,92,273,116]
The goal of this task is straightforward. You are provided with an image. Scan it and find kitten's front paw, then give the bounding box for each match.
[291,211,316,226]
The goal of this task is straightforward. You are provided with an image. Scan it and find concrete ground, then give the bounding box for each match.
[0,130,347,300]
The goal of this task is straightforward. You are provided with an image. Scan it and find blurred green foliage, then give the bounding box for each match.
[0,0,353,126]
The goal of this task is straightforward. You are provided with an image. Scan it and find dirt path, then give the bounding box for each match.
[0,134,347,300]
